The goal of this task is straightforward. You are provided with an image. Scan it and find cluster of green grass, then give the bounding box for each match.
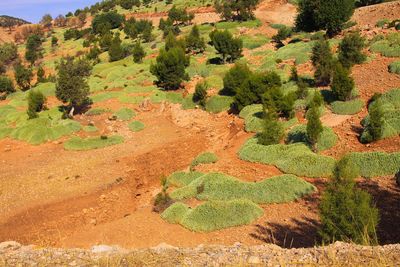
[128,121,145,132]
[64,135,124,151]
[170,173,316,203]
[166,171,205,187]
[361,88,400,140]
[240,34,270,49]
[275,41,316,65]
[191,152,218,169]
[85,108,111,116]
[83,125,98,132]
[238,138,336,178]
[331,99,364,115]
[343,152,400,178]
[239,104,298,133]
[389,61,400,74]
[370,33,400,57]
[113,108,136,121]
[161,200,263,232]
[205,95,234,113]
[286,125,338,152]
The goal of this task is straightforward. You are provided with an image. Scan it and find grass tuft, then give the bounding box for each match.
[64,135,124,151]
[128,121,145,132]
[191,152,218,169]
[331,99,364,115]
[286,125,338,152]
[113,108,136,121]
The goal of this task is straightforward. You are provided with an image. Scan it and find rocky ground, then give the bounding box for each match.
[1,241,399,266]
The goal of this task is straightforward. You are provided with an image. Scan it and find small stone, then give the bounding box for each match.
[89,219,97,226]
[0,241,21,251]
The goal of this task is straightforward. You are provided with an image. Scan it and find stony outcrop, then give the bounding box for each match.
[1,241,399,266]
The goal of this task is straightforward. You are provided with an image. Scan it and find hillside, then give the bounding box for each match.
[0,0,399,264]
[0,15,30,28]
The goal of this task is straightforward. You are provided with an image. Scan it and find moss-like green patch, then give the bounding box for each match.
[286,125,338,152]
[191,152,218,169]
[331,99,364,115]
[128,121,145,132]
[64,135,124,151]
[344,152,400,178]
[113,108,136,121]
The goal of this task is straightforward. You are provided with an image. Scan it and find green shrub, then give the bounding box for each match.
[27,90,45,119]
[287,125,338,152]
[370,33,400,57]
[113,108,136,121]
[257,112,284,145]
[205,95,233,113]
[338,32,366,68]
[10,118,81,145]
[191,152,218,169]
[170,173,316,203]
[331,99,364,115]
[209,29,243,63]
[238,138,336,177]
[83,125,98,132]
[193,81,208,107]
[389,61,400,74]
[128,120,145,132]
[166,171,205,187]
[85,108,110,116]
[162,200,263,232]
[344,152,400,178]
[312,40,334,86]
[64,135,124,151]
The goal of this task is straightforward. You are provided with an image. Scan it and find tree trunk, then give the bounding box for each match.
[69,106,75,118]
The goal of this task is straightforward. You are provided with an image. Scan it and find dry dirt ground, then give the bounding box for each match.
[0,0,400,250]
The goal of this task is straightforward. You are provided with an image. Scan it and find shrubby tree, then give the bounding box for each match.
[331,63,355,101]
[159,17,180,37]
[311,40,334,86]
[167,6,194,26]
[55,57,92,115]
[150,47,190,90]
[222,62,251,96]
[124,18,153,42]
[86,45,101,62]
[133,41,146,63]
[193,81,208,107]
[306,105,323,152]
[361,98,384,143]
[319,157,379,245]
[185,25,206,54]
[0,76,15,98]
[234,71,281,111]
[36,66,46,83]
[92,11,125,34]
[120,0,141,10]
[25,34,43,65]
[54,15,67,27]
[209,30,243,63]
[338,32,366,68]
[257,111,284,146]
[0,43,18,65]
[296,0,356,37]
[27,90,45,119]
[14,62,33,91]
[214,0,260,21]
[164,31,186,51]
[99,32,113,51]
[40,14,53,29]
[51,36,58,47]
[272,26,292,47]
[108,34,124,62]
[263,86,295,119]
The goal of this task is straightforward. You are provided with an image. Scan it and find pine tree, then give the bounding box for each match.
[185,25,206,54]
[311,40,334,86]
[193,81,208,107]
[0,76,15,98]
[55,57,92,115]
[331,63,355,101]
[108,34,124,62]
[222,62,252,96]
[257,111,284,146]
[361,99,384,143]
[319,157,379,245]
[36,66,46,83]
[209,30,243,63]
[150,46,189,90]
[27,90,45,119]
[25,34,43,65]
[14,62,33,91]
[132,42,146,63]
[306,105,323,152]
[338,32,366,68]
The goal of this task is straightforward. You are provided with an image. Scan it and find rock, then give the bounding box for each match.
[0,241,21,251]
[91,245,116,254]
[152,243,178,252]
[248,255,261,264]
[89,219,97,226]
[4,148,11,152]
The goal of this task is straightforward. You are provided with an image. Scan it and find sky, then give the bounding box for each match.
[0,0,99,23]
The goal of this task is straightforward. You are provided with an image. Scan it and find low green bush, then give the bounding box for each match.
[239,138,336,178]
[113,108,136,121]
[181,94,197,110]
[361,88,400,140]
[370,33,400,57]
[331,99,364,115]
[389,61,400,74]
[286,125,338,152]
[85,108,110,116]
[128,121,145,132]
[161,200,264,232]
[166,171,205,187]
[170,173,316,203]
[10,118,81,145]
[205,95,234,113]
[191,152,218,169]
[64,135,124,151]
[344,152,400,178]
